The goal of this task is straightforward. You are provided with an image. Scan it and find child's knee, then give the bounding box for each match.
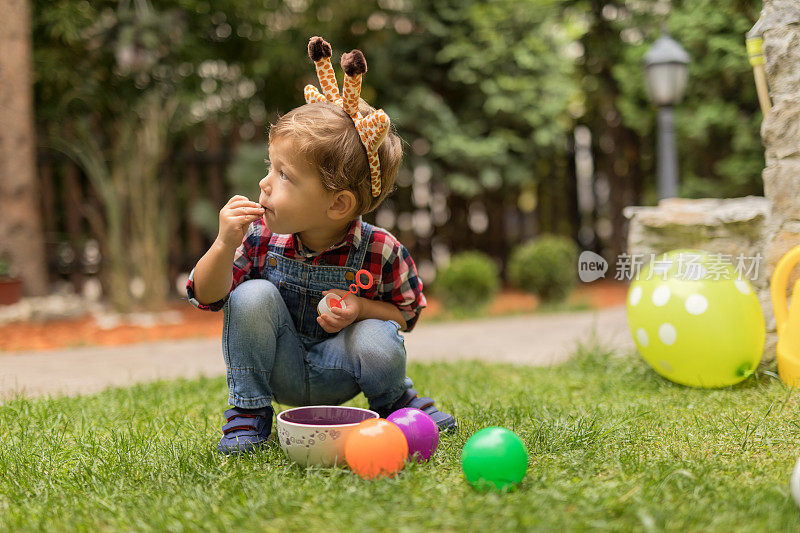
[349,319,406,369]
[226,279,282,324]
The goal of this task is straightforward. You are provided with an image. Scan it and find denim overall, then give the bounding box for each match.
[221,220,412,412]
[268,223,376,349]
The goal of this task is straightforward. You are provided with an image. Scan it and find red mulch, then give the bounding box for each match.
[0,280,628,353]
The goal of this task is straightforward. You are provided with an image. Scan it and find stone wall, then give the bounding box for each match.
[761,0,800,354]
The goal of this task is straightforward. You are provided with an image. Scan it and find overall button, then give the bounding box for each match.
[345,271,355,281]
[269,257,277,267]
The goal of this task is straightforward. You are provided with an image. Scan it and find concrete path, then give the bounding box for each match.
[0,306,633,399]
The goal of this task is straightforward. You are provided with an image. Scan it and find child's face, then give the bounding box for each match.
[258,136,335,235]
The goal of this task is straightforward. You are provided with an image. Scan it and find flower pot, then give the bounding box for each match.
[0,278,23,306]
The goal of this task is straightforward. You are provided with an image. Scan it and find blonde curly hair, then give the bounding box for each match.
[269,100,403,217]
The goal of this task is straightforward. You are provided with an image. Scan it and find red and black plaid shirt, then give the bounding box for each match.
[187,217,427,331]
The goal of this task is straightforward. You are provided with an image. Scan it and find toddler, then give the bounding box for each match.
[187,37,456,454]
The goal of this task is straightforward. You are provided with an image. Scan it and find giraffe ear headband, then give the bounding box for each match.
[304,36,390,198]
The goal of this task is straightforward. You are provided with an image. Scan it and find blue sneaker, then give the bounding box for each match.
[376,387,457,432]
[217,406,273,455]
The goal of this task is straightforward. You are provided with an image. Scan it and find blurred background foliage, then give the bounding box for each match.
[30,0,763,310]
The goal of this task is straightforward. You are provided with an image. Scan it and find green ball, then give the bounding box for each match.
[461,427,528,491]
[626,249,765,388]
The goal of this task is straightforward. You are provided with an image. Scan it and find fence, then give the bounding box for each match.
[36,123,594,302]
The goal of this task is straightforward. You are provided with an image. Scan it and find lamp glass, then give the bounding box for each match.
[645,62,689,106]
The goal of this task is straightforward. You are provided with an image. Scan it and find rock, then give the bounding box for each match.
[624,197,770,264]
[762,1,800,104]
[762,100,800,160]
[762,158,800,219]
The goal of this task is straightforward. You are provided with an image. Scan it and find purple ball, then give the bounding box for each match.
[387,407,439,462]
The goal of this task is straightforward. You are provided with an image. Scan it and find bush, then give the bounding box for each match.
[0,255,16,279]
[434,251,500,313]
[508,235,578,302]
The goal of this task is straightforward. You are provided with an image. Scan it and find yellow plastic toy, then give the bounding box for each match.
[771,245,800,387]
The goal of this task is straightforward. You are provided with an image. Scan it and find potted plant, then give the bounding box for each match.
[0,256,23,306]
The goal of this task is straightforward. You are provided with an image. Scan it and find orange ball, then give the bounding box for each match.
[344,418,408,479]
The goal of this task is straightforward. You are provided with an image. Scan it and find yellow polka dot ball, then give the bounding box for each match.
[626,249,765,388]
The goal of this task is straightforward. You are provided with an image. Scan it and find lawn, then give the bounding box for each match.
[1,345,799,531]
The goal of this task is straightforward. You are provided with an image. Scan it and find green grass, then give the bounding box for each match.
[2,346,800,531]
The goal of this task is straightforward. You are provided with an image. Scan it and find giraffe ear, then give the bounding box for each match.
[340,50,367,117]
[355,110,390,153]
[308,36,332,61]
[304,85,327,104]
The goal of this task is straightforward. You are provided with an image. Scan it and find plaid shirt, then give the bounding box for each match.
[186,217,427,331]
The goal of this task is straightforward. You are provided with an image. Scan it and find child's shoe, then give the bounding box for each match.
[217,406,273,455]
[377,387,457,432]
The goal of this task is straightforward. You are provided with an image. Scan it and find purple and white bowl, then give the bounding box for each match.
[276,406,379,467]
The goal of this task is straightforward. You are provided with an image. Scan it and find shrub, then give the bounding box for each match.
[508,235,578,302]
[434,251,500,313]
[0,255,15,279]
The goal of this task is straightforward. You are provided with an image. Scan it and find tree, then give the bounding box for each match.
[33,0,396,310]
[561,0,762,260]
[669,0,763,198]
[563,0,652,261]
[30,0,767,301]
[386,0,580,266]
[37,0,261,310]
[0,0,49,295]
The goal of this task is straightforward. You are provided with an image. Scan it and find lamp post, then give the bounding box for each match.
[643,34,690,200]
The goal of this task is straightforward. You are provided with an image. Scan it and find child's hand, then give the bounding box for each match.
[217,195,265,249]
[317,290,361,333]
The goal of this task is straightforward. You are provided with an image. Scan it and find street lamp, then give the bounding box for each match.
[643,34,690,200]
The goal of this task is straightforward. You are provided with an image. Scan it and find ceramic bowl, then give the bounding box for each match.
[276,406,379,467]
